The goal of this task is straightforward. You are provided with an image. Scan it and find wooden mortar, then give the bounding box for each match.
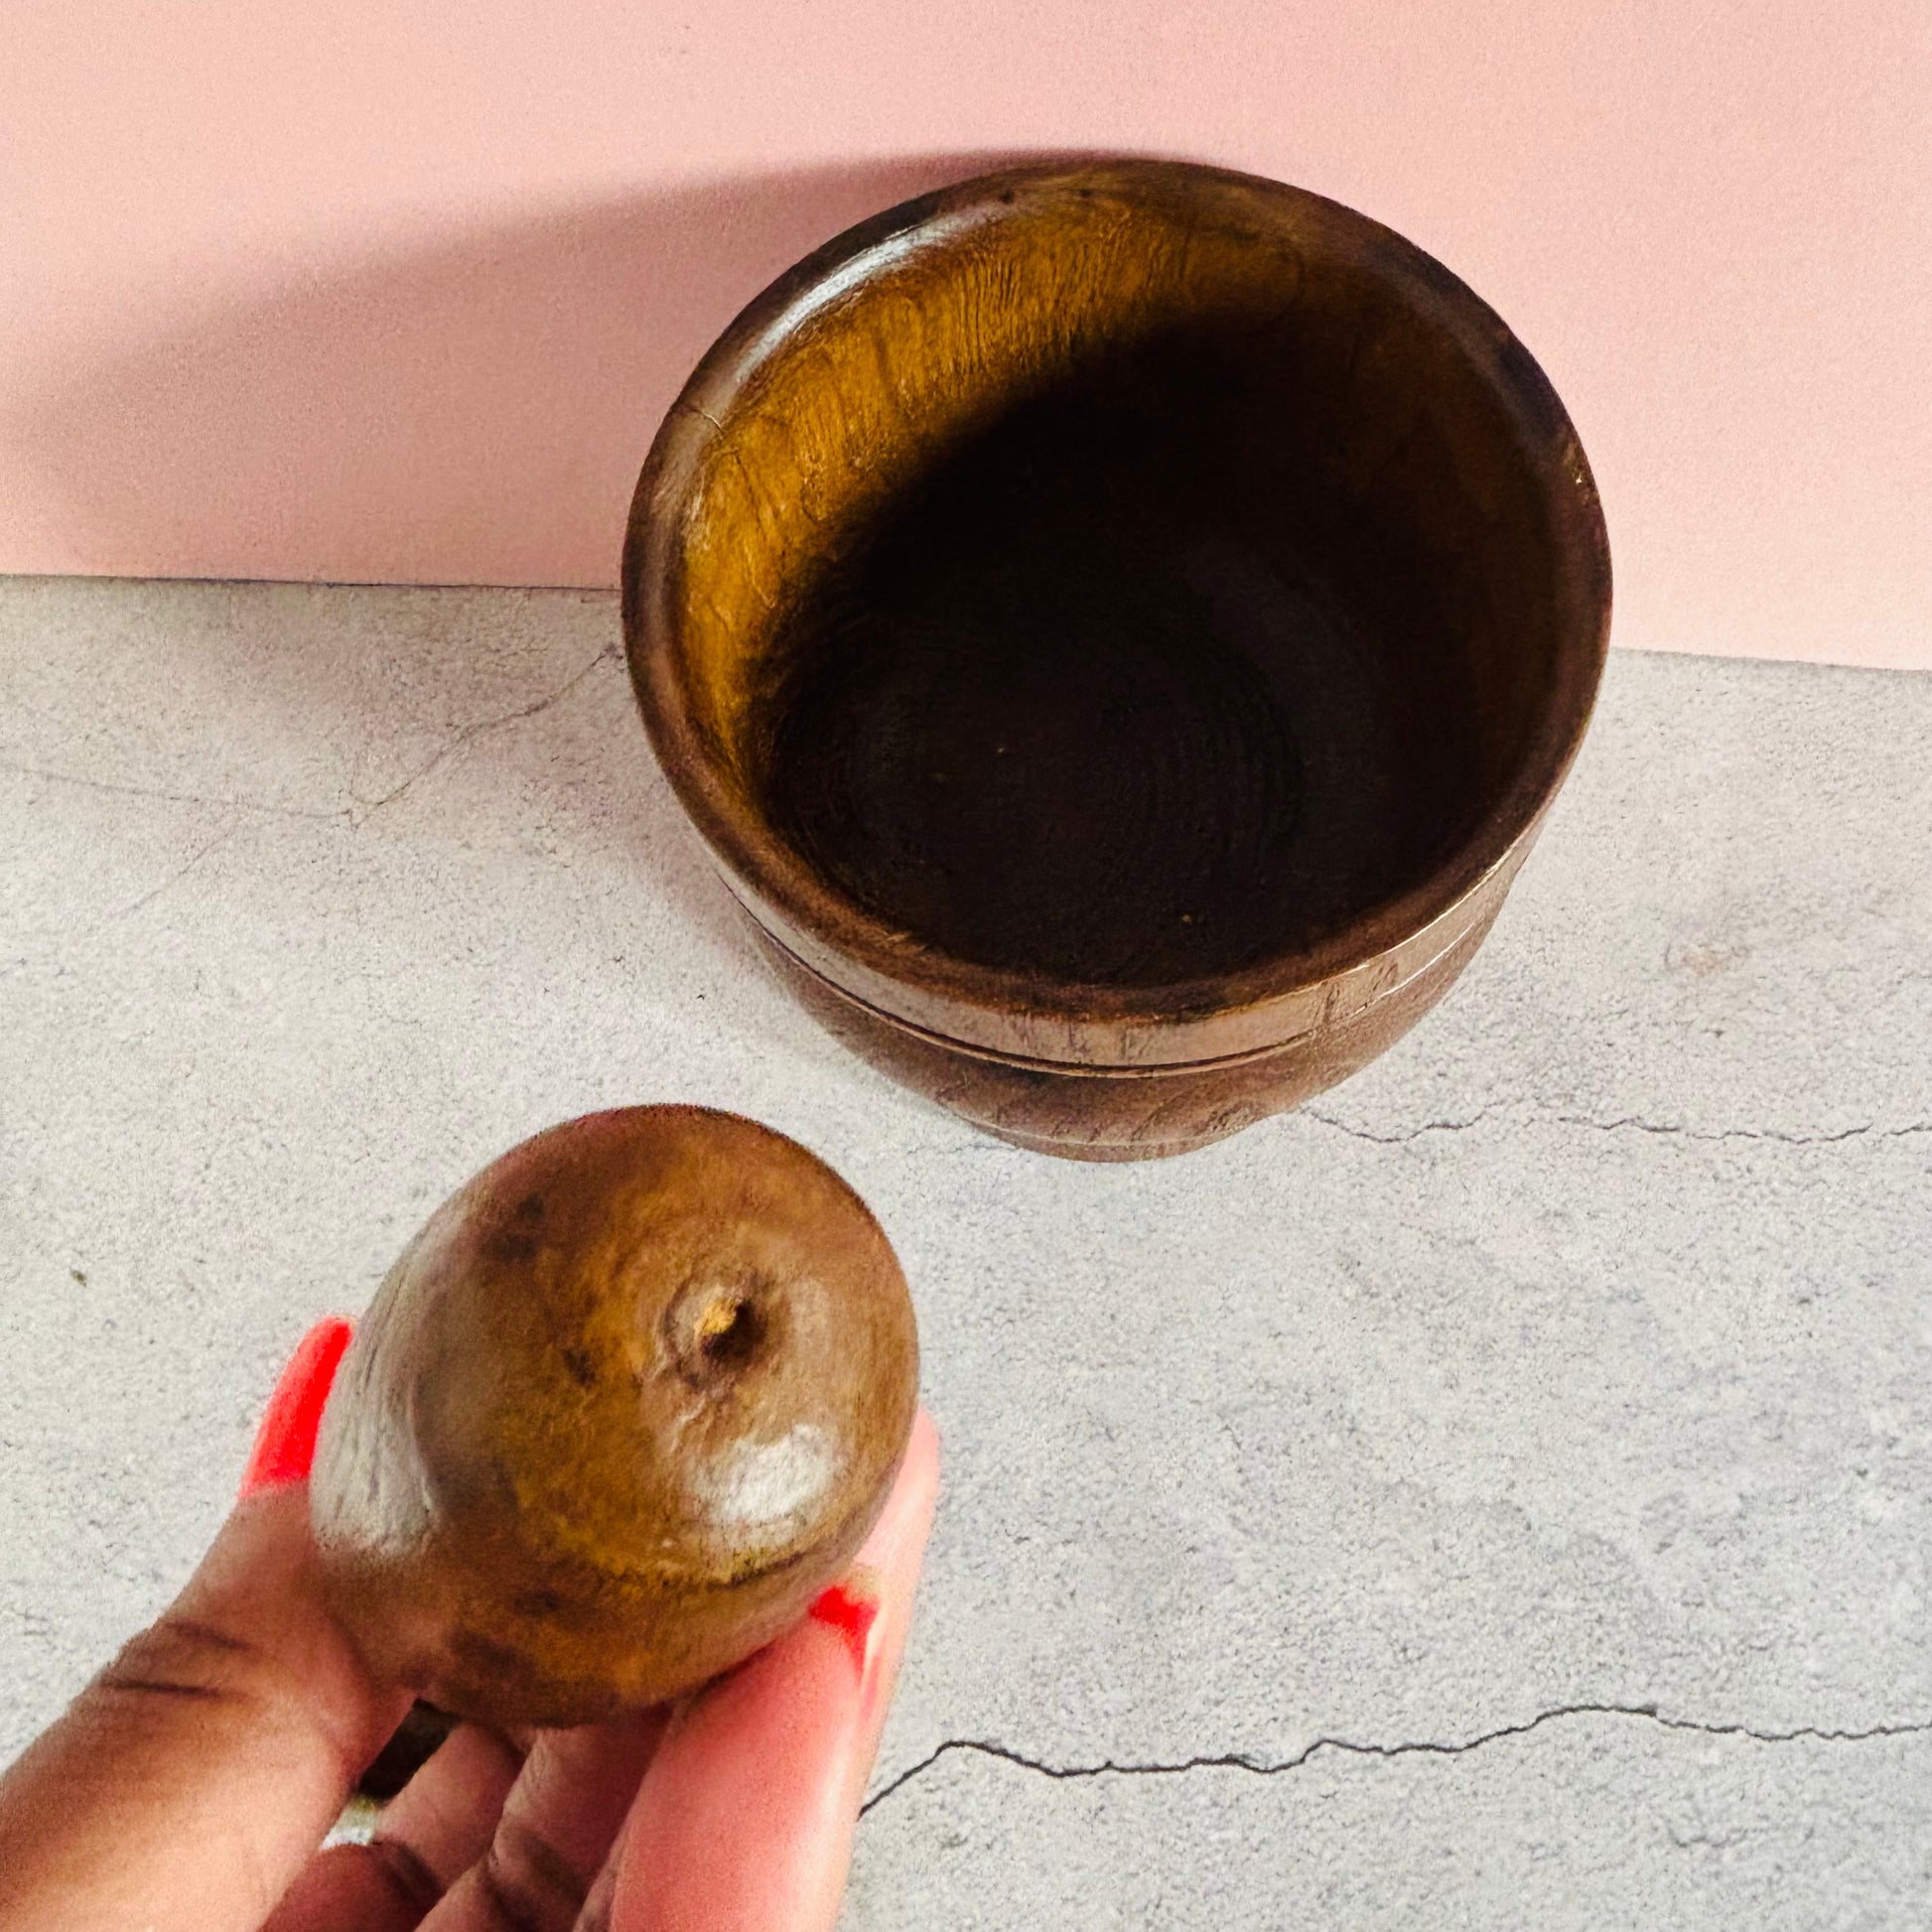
[622,158,1610,1160]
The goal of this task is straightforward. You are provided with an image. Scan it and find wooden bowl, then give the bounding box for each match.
[622,159,1610,1160]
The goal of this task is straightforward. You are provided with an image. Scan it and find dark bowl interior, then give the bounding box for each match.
[639,165,1600,999]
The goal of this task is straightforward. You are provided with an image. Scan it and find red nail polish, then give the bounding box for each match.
[239,1316,353,1497]
[808,1581,880,1676]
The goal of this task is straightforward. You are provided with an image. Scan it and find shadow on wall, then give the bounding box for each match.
[15,153,1043,588]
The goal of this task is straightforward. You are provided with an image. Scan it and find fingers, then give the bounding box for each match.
[279,1676,668,1932]
[603,1409,941,1932]
[0,1325,940,1932]
[264,1723,525,1932]
[0,1318,408,1932]
[0,1484,413,1932]
[419,1710,669,1932]
[359,1702,462,1802]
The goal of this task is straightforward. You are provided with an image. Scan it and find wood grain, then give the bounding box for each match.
[310,1108,918,1725]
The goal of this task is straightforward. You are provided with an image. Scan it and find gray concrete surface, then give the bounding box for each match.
[2,575,1928,1926]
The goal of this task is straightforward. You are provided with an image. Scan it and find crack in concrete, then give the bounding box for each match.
[3,648,623,976]
[103,827,239,924]
[1304,1107,1500,1144]
[1306,1106,1932,1150]
[1554,1113,1932,1147]
[861,1704,1932,1816]
[2,641,620,832]
[351,644,618,819]
[0,759,346,824]
[2,827,245,979]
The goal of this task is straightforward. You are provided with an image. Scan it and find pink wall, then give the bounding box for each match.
[3,0,1926,668]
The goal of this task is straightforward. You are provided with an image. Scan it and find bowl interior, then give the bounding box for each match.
[647,167,1598,993]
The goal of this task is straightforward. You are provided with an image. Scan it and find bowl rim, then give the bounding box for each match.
[621,155,1611,1068]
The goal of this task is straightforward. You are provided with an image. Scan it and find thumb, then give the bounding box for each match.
[604,1409,941,1931]
[0,1320,410,1932]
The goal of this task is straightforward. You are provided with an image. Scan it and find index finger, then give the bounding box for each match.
[603,1409,941,1932]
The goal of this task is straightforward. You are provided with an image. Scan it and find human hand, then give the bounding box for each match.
[0,1318,939,1931]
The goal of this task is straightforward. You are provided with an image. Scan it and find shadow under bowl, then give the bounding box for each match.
[623,158,1610,1160]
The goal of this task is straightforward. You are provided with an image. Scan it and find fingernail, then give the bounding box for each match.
[808,1573,881,1678]
[239,1316,353,1497]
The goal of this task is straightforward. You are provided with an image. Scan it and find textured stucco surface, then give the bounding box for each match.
[2,577,1928,1924]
